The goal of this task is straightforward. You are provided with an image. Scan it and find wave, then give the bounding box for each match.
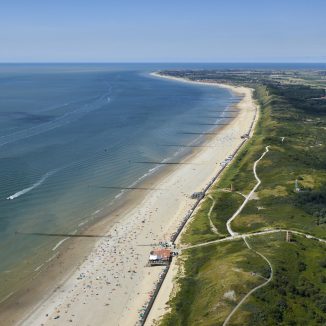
[52,237,69,251]
[6,169,57,200]
[0,292,14,305]
[34,264,44,272]
[46,252,59,263]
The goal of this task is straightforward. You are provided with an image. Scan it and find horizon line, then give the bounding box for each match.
[0,61,325,64]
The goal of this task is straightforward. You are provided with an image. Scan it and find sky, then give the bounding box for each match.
[0,0,325,63]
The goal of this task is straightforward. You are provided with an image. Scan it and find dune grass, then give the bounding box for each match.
[158,71,326,325]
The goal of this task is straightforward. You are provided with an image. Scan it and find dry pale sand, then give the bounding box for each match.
[145,74,258,326]
[18,74,256,326]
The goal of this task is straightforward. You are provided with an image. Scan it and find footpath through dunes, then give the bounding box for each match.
[153,76,326,326]
[8,81,256,326]
[149,143,274,326]
[226,146,270,236]
[222,235,274,326]
[156,142,326,326]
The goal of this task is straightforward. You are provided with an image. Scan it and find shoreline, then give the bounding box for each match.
[0,150,198,325]
[0,73,257,326]
[150,71,244,95]
[0,71,235,320]
[145,72,259,325]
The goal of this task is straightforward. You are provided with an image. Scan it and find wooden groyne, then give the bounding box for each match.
[140,88,258,326]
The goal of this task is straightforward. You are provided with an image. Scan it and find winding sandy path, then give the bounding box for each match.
[183,229,326,251]
[226,146,270,236]
[181,144,325,325]
[222,236,273,326]
[144,80,325,325]
[207,195,219,235]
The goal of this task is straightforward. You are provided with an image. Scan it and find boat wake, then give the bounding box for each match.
[6,170,57,200]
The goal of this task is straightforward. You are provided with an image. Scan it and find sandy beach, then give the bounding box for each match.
[144,74,258,325]
[8,73,256,326]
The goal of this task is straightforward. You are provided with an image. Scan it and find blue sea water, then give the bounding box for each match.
[0,64,240,298]
[1,62,324,299]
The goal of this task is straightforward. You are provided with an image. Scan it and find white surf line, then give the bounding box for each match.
[223,236,273,326]
[52,237,69,251]
[0,292,14,304]
[92,209,102,216]
[226,146,270,236]
[207,195,219,235]
[78,219,89,227]
[46,252,59,263]
[34,264,44,272]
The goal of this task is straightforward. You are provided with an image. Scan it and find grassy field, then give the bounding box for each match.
[234,234,326,326]
[160,239,269,326]
[158,70,326,325]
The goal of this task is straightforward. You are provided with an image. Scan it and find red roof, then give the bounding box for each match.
[150,249,171,260]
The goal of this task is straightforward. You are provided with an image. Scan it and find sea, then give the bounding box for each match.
[0,62,324,301]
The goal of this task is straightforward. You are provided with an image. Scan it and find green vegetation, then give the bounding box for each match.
[181,198,222,245]
[158,70,326,325]
[236,235,326,326]
[160,239,269,326]
[295,185,326,225]
[231,82,326,237]
[182,191,243,244]
[161,234,326,326]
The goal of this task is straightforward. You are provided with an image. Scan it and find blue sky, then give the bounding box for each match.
[0,0,325,62]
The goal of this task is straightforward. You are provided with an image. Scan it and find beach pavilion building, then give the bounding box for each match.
[148,249,172,266]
